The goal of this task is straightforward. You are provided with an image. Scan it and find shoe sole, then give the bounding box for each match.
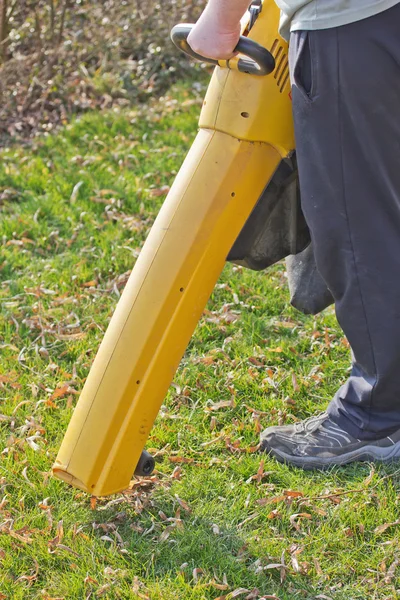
[262,440,400,470]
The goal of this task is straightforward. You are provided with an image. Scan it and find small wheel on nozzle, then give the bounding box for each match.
[134,450,155,477]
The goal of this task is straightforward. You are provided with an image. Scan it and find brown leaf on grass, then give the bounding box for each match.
[96,583,112,597]
[208,580,229,591]
[244,405,269,418]
[311,507,328,517]
[248,357,264,367]
[149,185,170,197]
[198,355,215,365]
[82,280,98,288]
[257,495,285,506]
[56,544,80,557]
[363,466,375,486]
[22,466,35,489]
[290,513,312,532]
[267,509,281,520]
[244,591,261,600]
[171,467,182,480]
[374,521,400,534]
[284,490,304,499]
[246,444,261,454]
[246,460,273,485]
[313,557,323,575]
[84,575,99,585]
[0,374,21,388]
[201,434,225,447]
[384,558,399,584]
[159,524,176,542]
[291,373,300,392]
[255,459,265,483]
[230,589,251,598]
[206,399,235,411]
[56,520,64,544]
[237,513,259,529]
[48,519,64,549]
[263,563,288,572]
[169,456,194,464]
[90,496,97,510]
[70,181,84,203]
[8,529,33,544]
[56,332,86,341]
[174,495,191,513]
[50,384,75,400]
[343,527,354,538]
[289,547,303,573]
[192,567,204,582]
[213,590,252,600]
[16,559,39,585]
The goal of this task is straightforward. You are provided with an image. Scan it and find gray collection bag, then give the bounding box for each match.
[228,153,334,315]
[285,242,334,315]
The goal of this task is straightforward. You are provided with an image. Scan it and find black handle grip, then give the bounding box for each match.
[171,23,275,76]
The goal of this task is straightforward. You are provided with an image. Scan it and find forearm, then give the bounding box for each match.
[203,0,252,28]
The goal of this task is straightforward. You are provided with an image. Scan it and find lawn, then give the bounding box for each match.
[0,80,399,600]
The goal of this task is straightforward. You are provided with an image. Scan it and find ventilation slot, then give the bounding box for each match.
[270,39,290,94]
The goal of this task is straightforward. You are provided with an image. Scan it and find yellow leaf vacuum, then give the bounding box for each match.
[53,0,306,496]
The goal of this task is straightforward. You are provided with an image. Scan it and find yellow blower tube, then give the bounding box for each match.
[53,0,295,497]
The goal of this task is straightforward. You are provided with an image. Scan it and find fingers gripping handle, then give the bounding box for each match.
[171,23,275,76]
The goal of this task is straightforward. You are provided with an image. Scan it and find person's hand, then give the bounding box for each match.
[187,9,241,60]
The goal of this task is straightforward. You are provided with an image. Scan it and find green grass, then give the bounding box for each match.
[0,80,399,600]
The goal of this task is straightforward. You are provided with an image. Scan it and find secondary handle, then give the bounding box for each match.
[171,23,275,76]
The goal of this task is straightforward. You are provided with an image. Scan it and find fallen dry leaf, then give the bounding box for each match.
[289,513,312,532]
[208,580,229,591]
[159,524,175,542]
[206,399,235,411]
[267,509,281,520]
[169,456,194,464]
[16,559,39,585]
[9,529,33,544]
[248,357,264,367]
[291,373,300,392]
[192,567,204,582]
[50,384,75,400]
[284,490,304,499]
[374,520,400,534]
[70,181,84,203]
[230,589,250,598]
[257,495,285,506]
[384,558,399,584]
[174,495,191,513]
[149,185,170,197]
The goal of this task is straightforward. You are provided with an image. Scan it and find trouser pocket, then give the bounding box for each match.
[289,31,318,102]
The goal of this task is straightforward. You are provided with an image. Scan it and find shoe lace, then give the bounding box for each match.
[294,412,328,434]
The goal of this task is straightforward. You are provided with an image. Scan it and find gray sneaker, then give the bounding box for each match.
[260,412,400,470]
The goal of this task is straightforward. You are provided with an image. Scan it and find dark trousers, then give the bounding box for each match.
[289,2,400,440]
